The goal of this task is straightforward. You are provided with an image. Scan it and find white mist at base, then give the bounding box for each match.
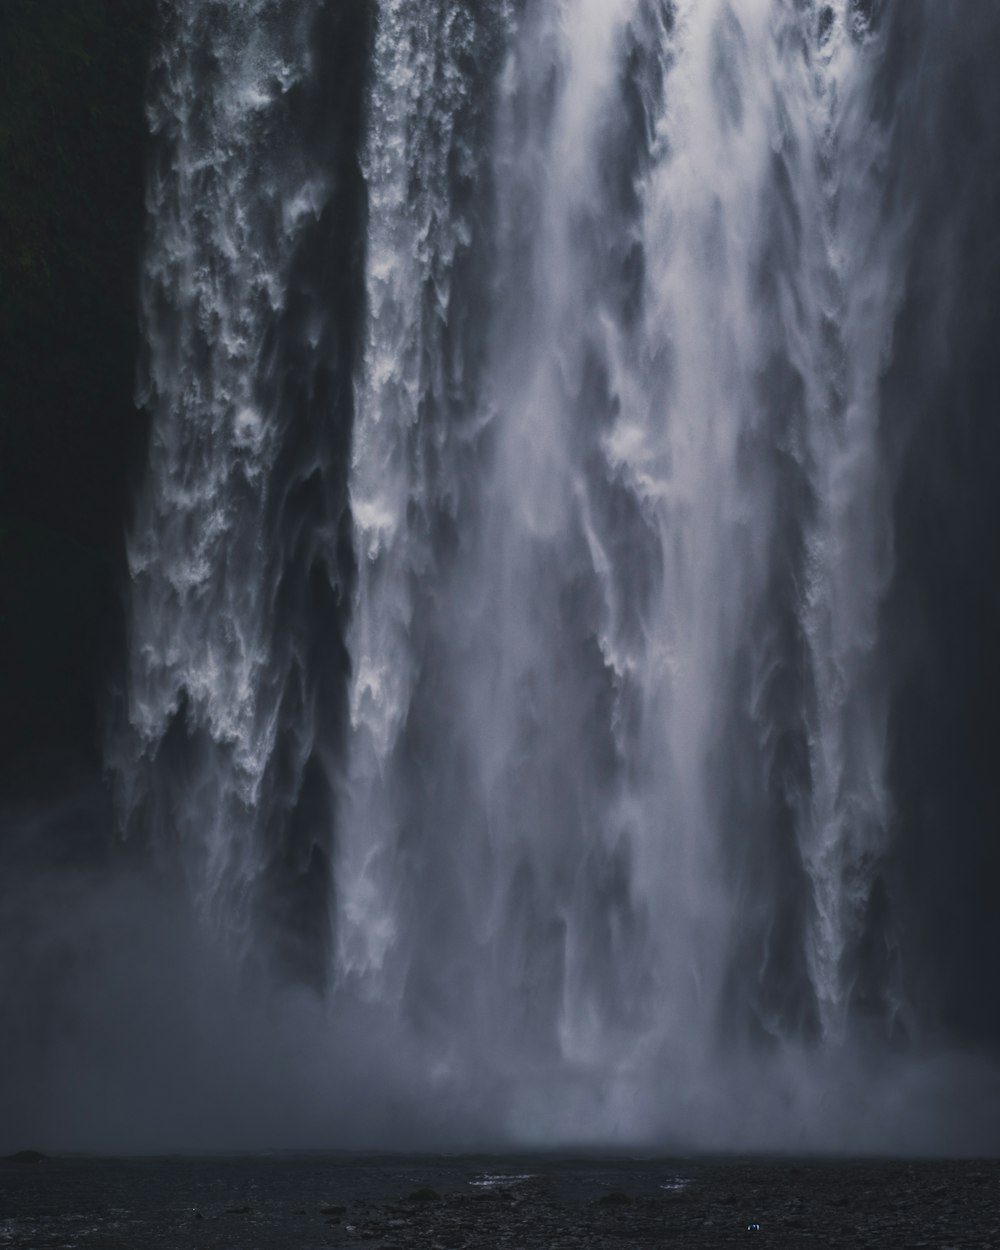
[3,792,1000,1155]
[4,826,999,1156]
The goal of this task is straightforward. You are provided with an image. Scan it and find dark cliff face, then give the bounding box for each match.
[876,4,1000,1046]
[0,0,153,789]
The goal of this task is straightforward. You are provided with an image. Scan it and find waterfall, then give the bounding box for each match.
[337,0,904,1068]
[110,0,990,1146]
[111,0,364,986]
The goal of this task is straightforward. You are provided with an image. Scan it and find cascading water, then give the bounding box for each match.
[343,0,507,985]
[115,0,319,919]
[334,0,909,1134]
[111,0,364,985]
[110,0,993,1147]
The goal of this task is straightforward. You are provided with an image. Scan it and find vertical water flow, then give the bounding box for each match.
[117,0,911,1131]
[794,5,904,1038]
[343,0,506,983]
[114,1,346,976]
[463,0,680,1074]
[342,0,906,1110]
[583,0,904,1044]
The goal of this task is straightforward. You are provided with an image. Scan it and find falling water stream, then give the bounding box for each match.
[109,0,986,1147]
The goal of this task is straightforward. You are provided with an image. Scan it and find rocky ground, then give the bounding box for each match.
[1,1152,998,1248]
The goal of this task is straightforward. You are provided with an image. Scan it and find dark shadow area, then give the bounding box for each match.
[0,0,153,791]
[877,3,1000,1049]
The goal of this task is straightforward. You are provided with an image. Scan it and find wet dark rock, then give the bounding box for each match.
[1,1156,997,1248]
[597,1190,632,1206]
[4,1150,46,1163]
[320,1204,347,1214]
[407,1187,442,1203]
[0,2,153,781]
[225,1204,250,1214]
[474,1187,515,1204]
